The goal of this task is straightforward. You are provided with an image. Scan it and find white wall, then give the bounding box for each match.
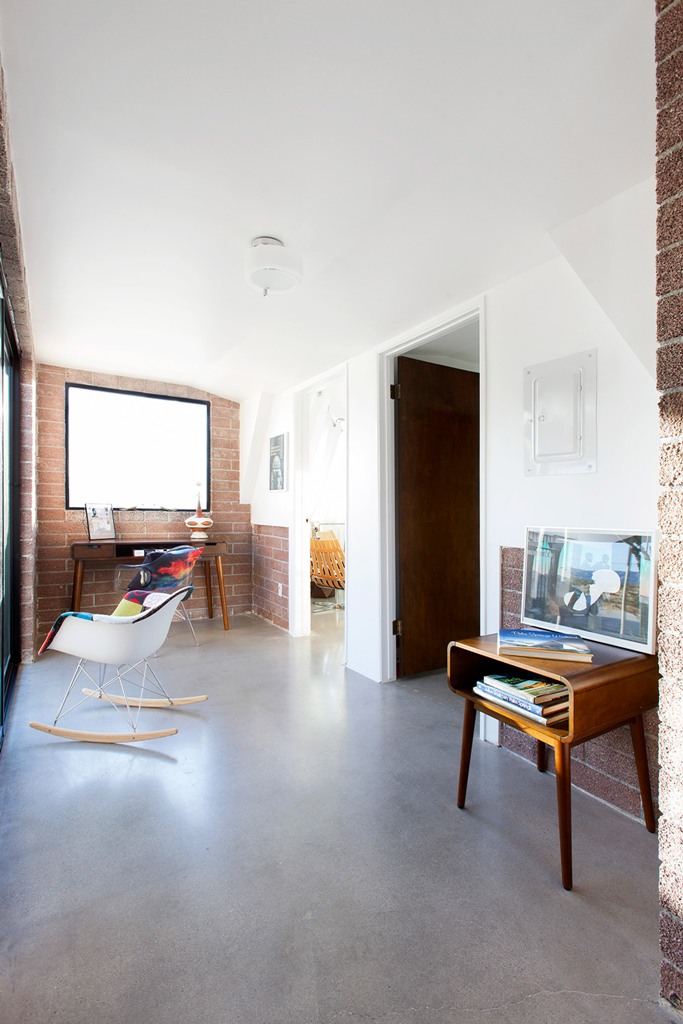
[241,392,295,527]
[550,177,656,378]
[345,350,384,681]
[483,255,658,634]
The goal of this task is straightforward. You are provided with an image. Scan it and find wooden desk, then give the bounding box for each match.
[447,634,659,890]
[70,539,229,630]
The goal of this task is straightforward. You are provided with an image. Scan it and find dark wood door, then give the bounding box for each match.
[395,356,480,676]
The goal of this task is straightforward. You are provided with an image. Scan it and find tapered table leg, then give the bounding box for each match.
[204,559,213,618]
[536,740,547,773]
[457,699,477,809]
[214,554,229,630]
[72,560,84,612]
[629,715,656,833]
[554,740,573,890]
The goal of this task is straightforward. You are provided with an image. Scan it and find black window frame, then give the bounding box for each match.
[65,383,211,511]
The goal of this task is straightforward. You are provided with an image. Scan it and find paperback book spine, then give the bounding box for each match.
[476,680,546,717]
[481,674,566,703]
[472,686,568,726]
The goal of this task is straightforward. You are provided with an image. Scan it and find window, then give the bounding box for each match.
[0,259,20,746]
[66,384,210,511]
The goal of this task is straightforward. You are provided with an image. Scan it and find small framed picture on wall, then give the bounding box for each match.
[269,434,287,491]
[85,503,116,540]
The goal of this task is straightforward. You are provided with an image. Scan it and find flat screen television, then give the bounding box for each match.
[521,527,656,654]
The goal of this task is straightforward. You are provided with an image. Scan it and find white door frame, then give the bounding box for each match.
[377,300,488,684]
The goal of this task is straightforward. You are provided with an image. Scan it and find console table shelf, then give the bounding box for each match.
[447,634,659,890]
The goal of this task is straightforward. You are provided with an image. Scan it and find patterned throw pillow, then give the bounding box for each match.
[111,589,170,616]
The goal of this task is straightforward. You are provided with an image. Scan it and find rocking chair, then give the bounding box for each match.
[30,586,207,743]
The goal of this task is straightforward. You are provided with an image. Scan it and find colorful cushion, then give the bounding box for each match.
[111,590,149,617]
[125,546,203,591]
[111,590,172,617]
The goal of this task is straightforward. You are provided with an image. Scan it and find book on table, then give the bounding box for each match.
[481,672,568,705]
[477,678,568,717]
[497,628,593,662]
[472,685,569,726]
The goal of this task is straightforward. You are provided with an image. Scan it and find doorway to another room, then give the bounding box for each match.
[304,374,347,644]
[392,314,482,678]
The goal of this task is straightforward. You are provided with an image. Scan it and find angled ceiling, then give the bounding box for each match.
[0,1,654,401]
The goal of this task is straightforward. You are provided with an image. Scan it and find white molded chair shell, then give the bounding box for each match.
[47,588,191,664]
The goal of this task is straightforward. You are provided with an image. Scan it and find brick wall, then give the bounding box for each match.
[252,524,289,630]
[657,0,683,1008]
[499,547,659,820]
[33,364,253,650]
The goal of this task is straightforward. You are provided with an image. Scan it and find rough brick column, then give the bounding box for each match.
[657,0,683,1008]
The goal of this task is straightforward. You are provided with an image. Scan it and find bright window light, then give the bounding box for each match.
[66,385,210,510]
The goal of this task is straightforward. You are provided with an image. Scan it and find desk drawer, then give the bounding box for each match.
[72,543,118,559]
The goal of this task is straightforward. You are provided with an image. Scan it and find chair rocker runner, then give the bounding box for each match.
[30,586,207,743]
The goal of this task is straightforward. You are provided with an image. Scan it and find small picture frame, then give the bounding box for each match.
[85,503,116,541]
[269,433,287,491]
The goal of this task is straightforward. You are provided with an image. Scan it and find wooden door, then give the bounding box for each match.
[395,356,480,676]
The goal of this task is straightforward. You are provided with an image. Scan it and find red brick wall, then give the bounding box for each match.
[499,547,659,820]
[33,364,253,649]
[252,525,289,630]
[657,0,683,1008]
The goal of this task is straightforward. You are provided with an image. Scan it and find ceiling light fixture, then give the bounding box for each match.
[246,236,303,297]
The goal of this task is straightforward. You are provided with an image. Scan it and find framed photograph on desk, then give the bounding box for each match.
[85,503,116,541]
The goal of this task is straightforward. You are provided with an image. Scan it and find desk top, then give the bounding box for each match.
[72,539,227,559]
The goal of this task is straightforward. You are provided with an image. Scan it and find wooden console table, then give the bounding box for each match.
[447,635,659,889]
[70,539,229,630]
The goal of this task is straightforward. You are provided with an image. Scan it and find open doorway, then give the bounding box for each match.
[382,311,483,681]
[303,374,347,642]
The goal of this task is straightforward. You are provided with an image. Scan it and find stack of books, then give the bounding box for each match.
[497,628,593,662]
[472,673,570,727]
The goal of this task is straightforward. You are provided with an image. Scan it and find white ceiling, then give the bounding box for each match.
[0,1,654,402]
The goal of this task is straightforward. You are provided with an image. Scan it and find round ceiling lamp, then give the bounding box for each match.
[246,236,303,297]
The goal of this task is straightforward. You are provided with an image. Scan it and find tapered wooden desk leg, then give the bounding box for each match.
[204,560,214,618]
[214,554,229,630]
[536,740,547,773]
[72,560,84,612]
[457,699,477,809]
[629,715,656,833]
[554,741,572,890]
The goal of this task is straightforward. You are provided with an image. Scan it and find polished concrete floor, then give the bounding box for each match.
[0,610,677,1024]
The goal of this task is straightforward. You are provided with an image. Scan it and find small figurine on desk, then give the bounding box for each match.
[184,483,213,540]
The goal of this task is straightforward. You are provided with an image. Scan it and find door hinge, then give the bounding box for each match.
[392,619,403,636]
[390,383,401,399]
